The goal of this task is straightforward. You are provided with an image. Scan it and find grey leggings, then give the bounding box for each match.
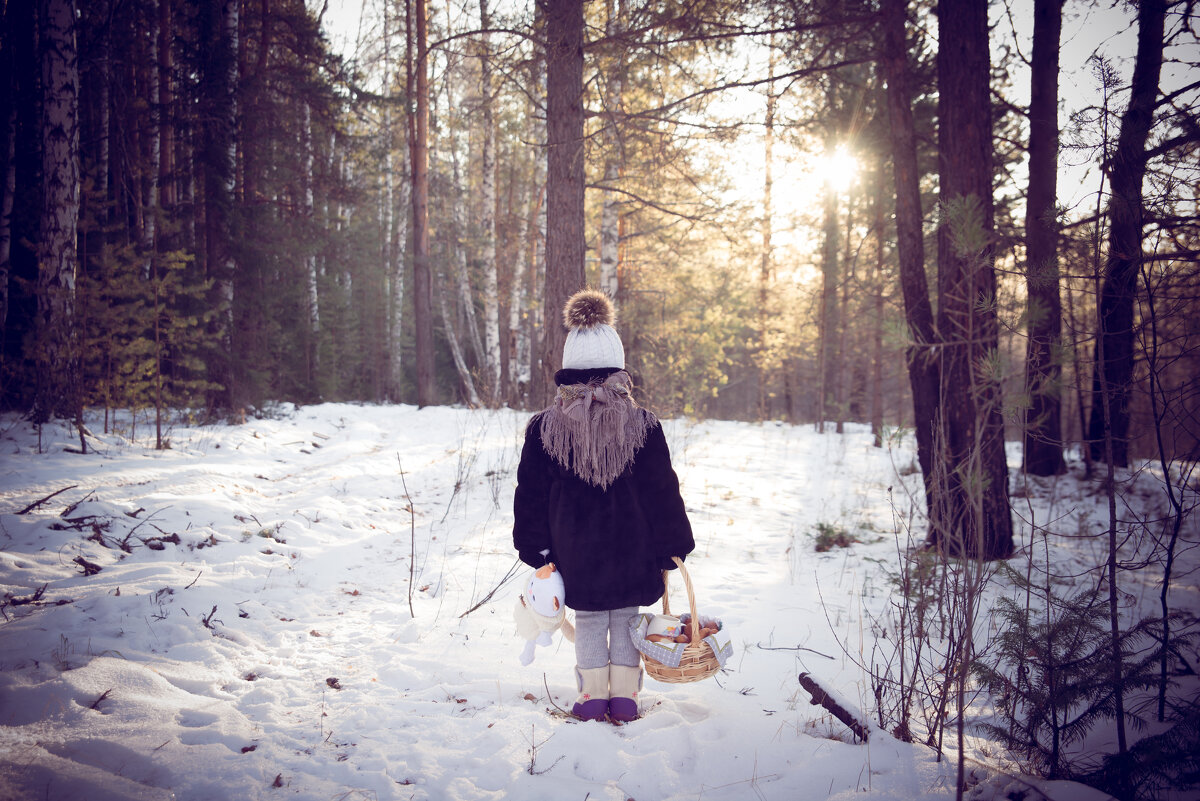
[574,607,640,669]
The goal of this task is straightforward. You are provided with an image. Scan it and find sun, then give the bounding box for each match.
[814,145,859,194]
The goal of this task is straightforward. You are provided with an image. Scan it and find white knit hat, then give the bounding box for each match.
[561,289,625,370]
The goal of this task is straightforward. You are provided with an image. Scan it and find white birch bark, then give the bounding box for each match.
[145,0,160,256]
[598,0,625,299]
[302,103,320,364]
[532,177,546,375]
[381,0,396,398]
[454,158,483,364]
[507,182,531,394]
[35,0,81,420]
[438,270,481,407]
[758,40,775,417]
[389,145,411,402]
[97,0,110,210]
[450,124,483,367]
[478,0,500,402]
[529,34,547,389]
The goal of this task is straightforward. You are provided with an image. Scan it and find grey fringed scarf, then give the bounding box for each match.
[540,370,653,489]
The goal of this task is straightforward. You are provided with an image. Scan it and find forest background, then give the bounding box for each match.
[1,0,1197,468]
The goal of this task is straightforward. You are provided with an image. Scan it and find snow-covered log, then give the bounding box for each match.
[799,672,870,743]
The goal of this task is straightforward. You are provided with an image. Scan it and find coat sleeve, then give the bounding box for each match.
[513,415,553,568]
[638,421,695,570]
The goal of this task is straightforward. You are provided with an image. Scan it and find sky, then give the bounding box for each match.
[308,0,1160,250]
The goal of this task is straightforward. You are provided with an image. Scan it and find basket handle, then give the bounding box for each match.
[661,556,701,641]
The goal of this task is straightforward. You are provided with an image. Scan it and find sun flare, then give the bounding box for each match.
[815,145,859,194]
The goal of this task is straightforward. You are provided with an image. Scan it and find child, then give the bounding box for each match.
[513,289,694,722]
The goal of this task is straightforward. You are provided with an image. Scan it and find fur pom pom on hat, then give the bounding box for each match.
[563,289,615,329]
[561,289,625,370]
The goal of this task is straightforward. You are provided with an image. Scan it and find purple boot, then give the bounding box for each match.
[608,664,642,722]
[572,666,610,721]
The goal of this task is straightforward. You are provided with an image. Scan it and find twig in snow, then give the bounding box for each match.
[525,724,563,775]
[0,584,71,621]
[17,485,79,515]
[89,689,113,710]
[125,506,171,540]
[184,570,202,589]
[755,642,836,660]
[4,584,48,606]
[61,490,96,518]
[542,673,571,716]
[459,557,523,619]
[200,605,219,629]
[397,454,416,619]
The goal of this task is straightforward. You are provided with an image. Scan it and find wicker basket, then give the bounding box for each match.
[642,557,722,684]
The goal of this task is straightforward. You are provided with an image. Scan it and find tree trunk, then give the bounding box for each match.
[158,0,175,220]
[409,0,435,407]
[437,269,481,407]
[1022,0,1066,476]
[816,134,844,434]
[508,39,546,407]
[1086,0,1166,467]
[871,162,886,448]
[879,0,938,514]
[450,140,484,370]
[145,0,160,252]
[508,181,532,405]
[836,191,854,433]
[598,0,625,301]
[818,135,839,433]
[539,0,586,404]
[0,39,15,335]
[33,0,82,424]
[933,0,1013,560]
[390,143,411,404]
[759,40,776,420]
[302,102,321,394]
[382,2,409,403]
[479,0,500,403]
[200,0,238,412]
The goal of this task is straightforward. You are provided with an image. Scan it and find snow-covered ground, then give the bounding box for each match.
[0,404,1193,801]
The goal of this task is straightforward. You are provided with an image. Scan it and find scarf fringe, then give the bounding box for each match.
[540,371,652,489]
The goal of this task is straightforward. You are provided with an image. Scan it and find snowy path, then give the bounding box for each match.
[0,405,1031,800]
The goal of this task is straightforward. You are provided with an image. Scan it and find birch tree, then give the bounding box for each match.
[507,22,546,406]
[33,0,82,423]
[478,0,501,402]
[597,0,626,300]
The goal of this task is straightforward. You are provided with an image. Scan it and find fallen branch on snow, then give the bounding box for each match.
[798,672,870,742]
[73,556,103,576]
[17,485,79,515]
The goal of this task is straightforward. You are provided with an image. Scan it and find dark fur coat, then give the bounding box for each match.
[512,409,694,612]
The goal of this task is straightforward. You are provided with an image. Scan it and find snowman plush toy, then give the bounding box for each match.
[514,562,576,665]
